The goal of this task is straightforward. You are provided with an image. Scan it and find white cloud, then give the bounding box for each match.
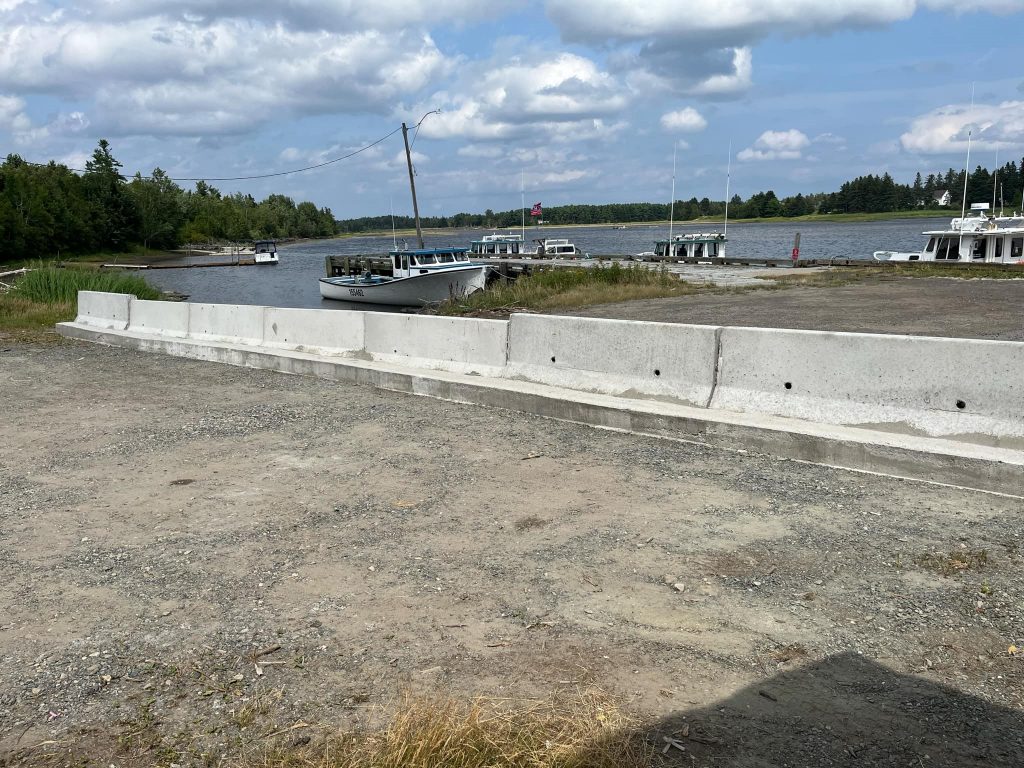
[660,106,707,132]
[899,100,1024,153]
[411,53,630,143]
[0,18,451,135]
[545,0,1020,43]
[738,129,810,161]
[688,47,752,96]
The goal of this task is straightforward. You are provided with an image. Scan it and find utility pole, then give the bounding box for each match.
[401,122,424,249]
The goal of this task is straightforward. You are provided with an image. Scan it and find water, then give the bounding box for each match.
[143,217,944,308]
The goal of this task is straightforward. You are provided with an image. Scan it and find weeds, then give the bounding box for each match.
[11,263,162,304]
[916,548,989,576]
[435,262,693,316]
[514,515,549,531]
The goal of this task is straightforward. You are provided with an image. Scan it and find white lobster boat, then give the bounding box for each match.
[874,204,1024,264]
[319,247,487,306]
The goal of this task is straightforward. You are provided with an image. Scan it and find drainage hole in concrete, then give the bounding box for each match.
[956,400,966,410]
[784,382,793,390]
[551,356,556,363]
[654,369,661,376]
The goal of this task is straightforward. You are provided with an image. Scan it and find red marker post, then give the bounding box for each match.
[791,232,801,262]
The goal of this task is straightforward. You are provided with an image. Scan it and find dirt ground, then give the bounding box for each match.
[1,339,1023,767]
[567,275,1024,341]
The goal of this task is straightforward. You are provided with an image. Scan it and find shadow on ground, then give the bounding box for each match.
[644,651,1022,767]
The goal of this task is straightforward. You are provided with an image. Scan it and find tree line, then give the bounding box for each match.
[5,138,1024,264]
[339,159,1024,231]
[1,140,336,264]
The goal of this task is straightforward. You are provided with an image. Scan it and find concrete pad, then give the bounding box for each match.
[506,313,720,407]
[129,299,188,337]
[363,313,508,374]
[263,307,364,355]
[74,291,131,330]
[710,327,1024,447]
[188,302,266,346]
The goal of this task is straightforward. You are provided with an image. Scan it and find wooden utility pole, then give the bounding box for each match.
[401,122,424,249]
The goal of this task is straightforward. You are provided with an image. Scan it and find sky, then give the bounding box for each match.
[2,0,1024,218]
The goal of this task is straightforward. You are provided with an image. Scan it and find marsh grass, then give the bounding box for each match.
[11,264,162,304]
[436,262,694,315]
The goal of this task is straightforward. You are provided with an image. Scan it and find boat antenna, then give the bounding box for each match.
[723,141,732,237]
[668,142,677,244]
[991,147,999,214]
[401,110,439,250]
[957,83,974,255]
[390,194,397,249]
[521,169,526,243]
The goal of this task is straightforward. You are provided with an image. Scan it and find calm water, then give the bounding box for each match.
[143,217,944,308]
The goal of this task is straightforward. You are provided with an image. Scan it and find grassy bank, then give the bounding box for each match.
[0,264,161,340]
[434,262,695,315]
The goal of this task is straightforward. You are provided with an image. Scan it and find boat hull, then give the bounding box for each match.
[320,265,487,306]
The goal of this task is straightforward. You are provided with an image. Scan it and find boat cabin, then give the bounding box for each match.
[253,239,279,265]
[535,238,578,257]
[653,232,727,260]
[389,247,473,277]
[470,233,525,256]
[875,204,1024,264]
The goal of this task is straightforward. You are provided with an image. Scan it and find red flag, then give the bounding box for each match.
[530,202,542,216]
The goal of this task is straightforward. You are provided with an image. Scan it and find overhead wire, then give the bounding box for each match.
[8,118,435,183]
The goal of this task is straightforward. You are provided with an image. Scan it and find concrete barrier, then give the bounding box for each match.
[75,291,131,330]
[506,313,720,407]
[188,302,266,346]
[710,327,1024,446]
[129,299,189,337]
[263,307,364,355]
[363,313,508,374]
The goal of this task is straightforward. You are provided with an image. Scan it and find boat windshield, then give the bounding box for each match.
[438,253,455,263]
[416,254,437,265]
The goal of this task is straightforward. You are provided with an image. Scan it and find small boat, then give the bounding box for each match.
[653,232,727,260]
[873,204,1024,264]
[469,233,527,257]
[533,238,579,257]
[319,247,487,306]
[610,224,627,230]
[253,240,279,265]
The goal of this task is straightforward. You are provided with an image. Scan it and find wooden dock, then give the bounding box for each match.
[102,259,257,270]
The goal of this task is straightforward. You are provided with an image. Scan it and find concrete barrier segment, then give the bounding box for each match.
[74,291,131,330]
[187,302,266,346]
[363,313,509,374]
[263,307,365,355]
[506,313,721,407]
[129,299,188,337]
[710,327,1024,447]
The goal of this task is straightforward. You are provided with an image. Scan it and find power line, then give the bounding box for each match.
[10,121,414,183]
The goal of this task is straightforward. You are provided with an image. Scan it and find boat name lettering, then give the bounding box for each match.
[348,288,365,297]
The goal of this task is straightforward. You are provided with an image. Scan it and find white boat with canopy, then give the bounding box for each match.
[469,233,527,257]
[653,232,727,260]
[253,239,279,265]
[533,238,579,257]
[873,204,1024,264]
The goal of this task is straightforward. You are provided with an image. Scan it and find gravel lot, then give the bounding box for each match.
[1,339,1022,766]
[569,275,1024,340]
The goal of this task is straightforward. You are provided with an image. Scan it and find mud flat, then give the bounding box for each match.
[1,340,1022,766]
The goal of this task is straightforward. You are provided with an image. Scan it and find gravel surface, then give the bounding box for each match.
[1,339,1022,766]
[567,275,1024,340]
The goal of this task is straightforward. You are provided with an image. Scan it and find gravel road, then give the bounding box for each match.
[1,339,1021,766]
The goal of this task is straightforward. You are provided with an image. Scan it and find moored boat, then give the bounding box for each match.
[873,204,1024,264]
[319,247,487,306]
[469,233,527,257]
[653,232,727,260]
[253,239,279,265]
[533,238,579,257]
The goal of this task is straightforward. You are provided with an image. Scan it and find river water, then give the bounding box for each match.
[143,217,943,309]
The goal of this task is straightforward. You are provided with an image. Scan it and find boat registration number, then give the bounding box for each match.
[348,288,365,297]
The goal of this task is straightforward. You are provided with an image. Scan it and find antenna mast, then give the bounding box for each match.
[723,141,732,237]
[521,170,526,242]
[957,83,974,256]
[668,142,677,245]
[401,121,424,249]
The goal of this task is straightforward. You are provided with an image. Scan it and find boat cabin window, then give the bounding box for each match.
[394,254,402,270]
[925,237,936,253]
[971,238,986,260]
[707,241,718,257]
[416,254,437,265]
[439,253,455,263]
[934,237,959,260]
[1011,238,1023,260]
[456,253,469,261]
[655,243,668,258]
[694,243,704,258]
[994,238,1003,261]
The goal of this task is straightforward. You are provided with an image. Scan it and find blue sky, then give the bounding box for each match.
[1,0,1023,217]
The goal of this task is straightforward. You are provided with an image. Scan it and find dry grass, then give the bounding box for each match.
[0,295,74,342]
[250,691,656,768]
[915,548,989,576]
